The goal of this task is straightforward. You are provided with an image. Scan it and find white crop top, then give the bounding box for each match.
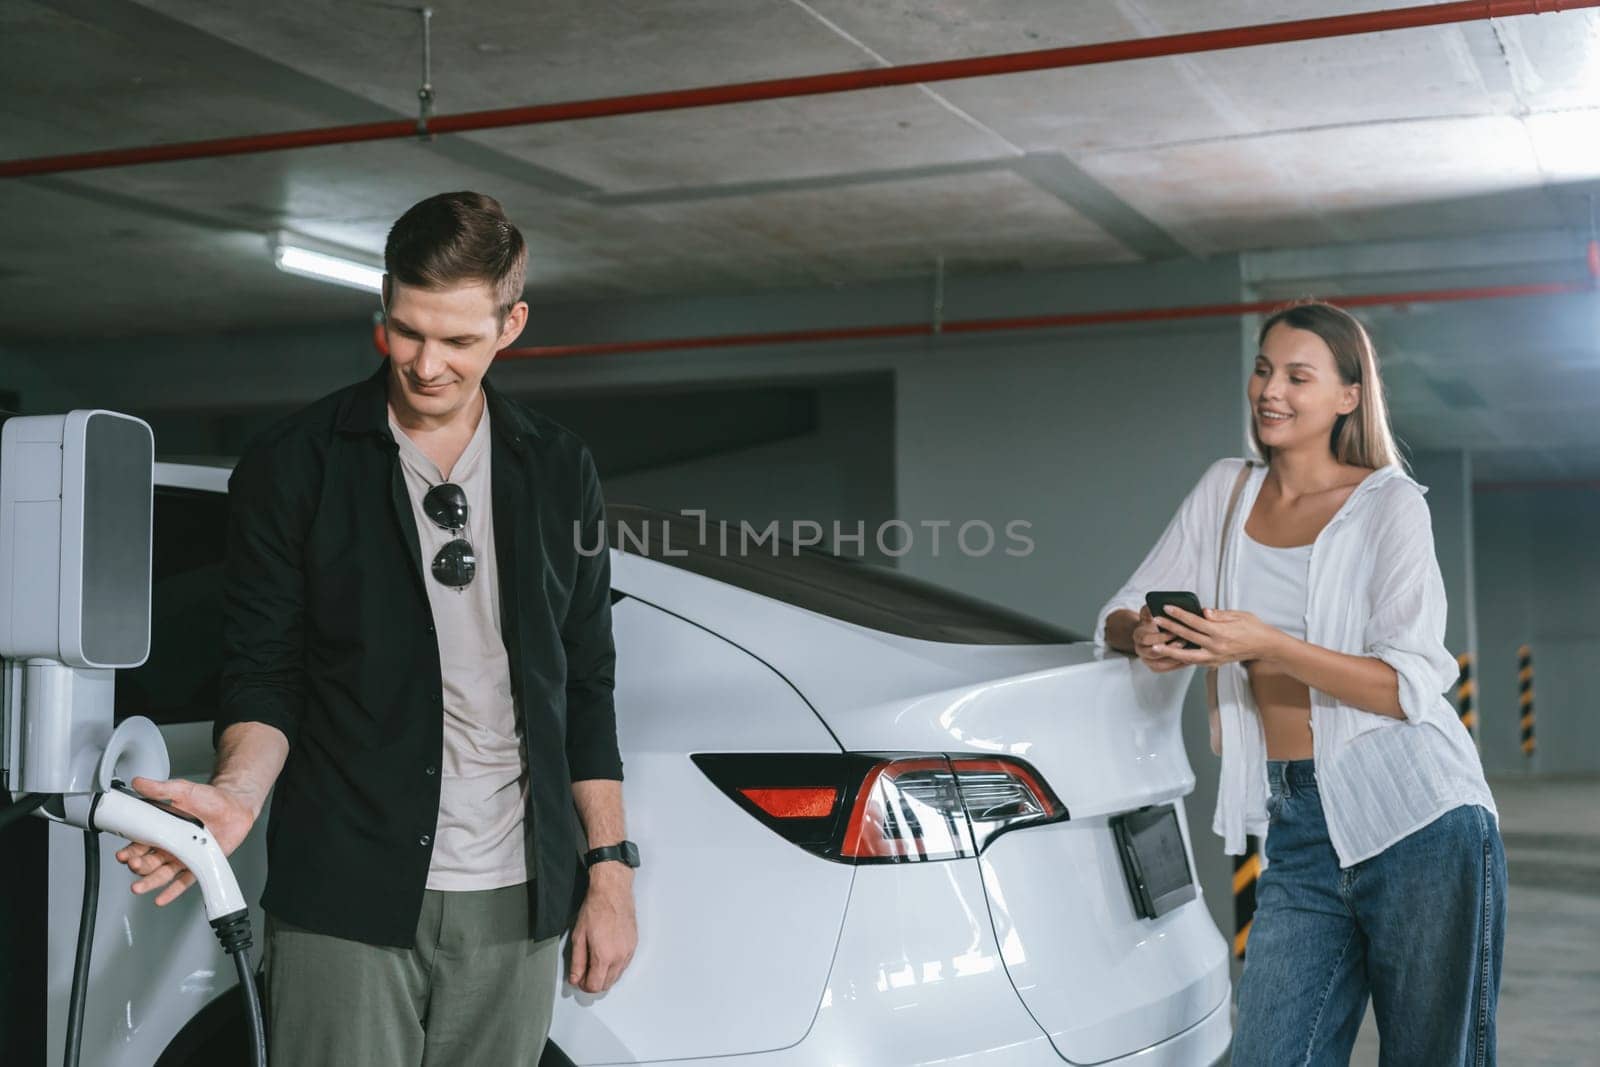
[1236,528,1311,642]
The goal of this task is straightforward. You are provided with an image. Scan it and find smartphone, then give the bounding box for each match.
[1144,591,1204,650]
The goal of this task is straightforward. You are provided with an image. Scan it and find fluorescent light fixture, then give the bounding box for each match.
[272,242,384,293]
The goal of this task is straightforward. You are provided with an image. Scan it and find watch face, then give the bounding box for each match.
[622,841,640,867]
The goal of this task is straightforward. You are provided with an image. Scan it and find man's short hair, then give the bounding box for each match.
[384,191,528,317]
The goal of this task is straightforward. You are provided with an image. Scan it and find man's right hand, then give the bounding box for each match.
[113,777,258,907]
[1132,605,1189,673]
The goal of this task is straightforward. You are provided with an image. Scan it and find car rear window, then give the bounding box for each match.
[115,487,227,725]
[605,504,1080,646]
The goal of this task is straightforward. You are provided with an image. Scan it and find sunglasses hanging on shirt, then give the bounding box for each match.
[422,482,476,589]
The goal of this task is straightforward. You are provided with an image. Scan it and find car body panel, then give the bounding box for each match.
[979,811,1230,1064]
[548,595,853,1062]
[584,859,1229,1067]
[613,553,1226,1066]
[805,655,1195,819]
[746,859,1063,1066]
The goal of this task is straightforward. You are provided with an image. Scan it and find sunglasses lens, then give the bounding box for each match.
[432,539,476,588]
[424,483,469,530]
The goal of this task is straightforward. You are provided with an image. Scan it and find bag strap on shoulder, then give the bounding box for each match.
[1207,459,1256,753]
[1216,460,1255,610]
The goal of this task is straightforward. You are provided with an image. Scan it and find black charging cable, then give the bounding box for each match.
[0,791,50,832]
[211,911,267,1067]
[63,829,98,1067]
[2,796,99,1067]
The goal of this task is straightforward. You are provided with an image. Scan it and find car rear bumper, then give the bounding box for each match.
[638,993,1230,1067]
[1090,993,1231,1067]
[627,859,1229,1067]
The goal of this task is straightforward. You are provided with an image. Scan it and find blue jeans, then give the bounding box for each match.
[1232,759,1507,1066]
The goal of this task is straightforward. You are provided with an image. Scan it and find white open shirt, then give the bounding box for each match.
[1093,457,1497,867]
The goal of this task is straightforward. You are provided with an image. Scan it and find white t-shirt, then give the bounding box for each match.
[1093,457,1497,868]
[390,402,529,891]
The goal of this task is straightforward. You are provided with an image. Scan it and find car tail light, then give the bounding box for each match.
[693,753,1066,864]
[741,786,838,819]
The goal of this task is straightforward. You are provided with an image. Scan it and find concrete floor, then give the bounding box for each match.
[1227,775,1600,1066]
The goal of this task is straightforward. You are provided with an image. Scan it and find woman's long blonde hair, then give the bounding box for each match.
[1250,301,1405,472]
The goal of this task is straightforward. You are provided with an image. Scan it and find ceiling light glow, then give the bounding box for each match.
[272,244,384,293]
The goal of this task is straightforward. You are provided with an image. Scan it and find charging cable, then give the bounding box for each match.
[0,791,49,831]
[64,829,97,1067]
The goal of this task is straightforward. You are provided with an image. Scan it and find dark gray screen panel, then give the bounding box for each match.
[80,414,153,666]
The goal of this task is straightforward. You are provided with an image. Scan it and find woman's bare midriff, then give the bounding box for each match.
[1248,660,1314,760]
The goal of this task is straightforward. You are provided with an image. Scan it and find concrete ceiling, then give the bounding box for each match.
[4,0,1600,477]
[5,0,1598,333]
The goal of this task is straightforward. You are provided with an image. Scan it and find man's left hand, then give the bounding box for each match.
[1151,605,1286,667]
[568,863,637,994]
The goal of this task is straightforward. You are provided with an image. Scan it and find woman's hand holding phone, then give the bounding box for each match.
[1132,604,1189,673]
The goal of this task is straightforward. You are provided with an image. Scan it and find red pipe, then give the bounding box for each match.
[493,272,1599,361]
[5,0,1596,178]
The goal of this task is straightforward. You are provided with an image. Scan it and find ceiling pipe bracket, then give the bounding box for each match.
[415,6,435,138]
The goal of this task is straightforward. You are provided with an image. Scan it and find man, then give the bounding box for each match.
[113,191,638,1065]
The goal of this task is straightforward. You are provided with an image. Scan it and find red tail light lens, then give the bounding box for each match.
[694,753,1066,864]
[739,787,839,819]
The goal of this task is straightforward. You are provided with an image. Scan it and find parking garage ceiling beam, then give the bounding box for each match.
[5,0,1599,179]
[25,0,596,196]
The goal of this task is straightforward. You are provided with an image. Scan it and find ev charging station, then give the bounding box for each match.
[0,411,264,1067]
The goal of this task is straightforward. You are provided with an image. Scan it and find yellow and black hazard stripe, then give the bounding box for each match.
[1233,837,1260,959]
[1456,651,1476,738]
[1519,644,1536,757]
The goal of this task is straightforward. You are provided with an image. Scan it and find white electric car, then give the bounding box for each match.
[19,460,1230,1066]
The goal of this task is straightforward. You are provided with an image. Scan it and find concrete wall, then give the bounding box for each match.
[600,378,898,563]
[2,344,79,413]
[1409,450,1476,662]
[1475,485,1600,776]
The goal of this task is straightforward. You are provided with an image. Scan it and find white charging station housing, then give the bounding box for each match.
[1,410,155,794]
[1,410,154,667]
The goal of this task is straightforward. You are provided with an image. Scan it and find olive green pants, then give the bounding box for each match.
[260,881,561,1067]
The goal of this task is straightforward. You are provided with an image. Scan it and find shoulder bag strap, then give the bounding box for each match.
[1216,460,1255,607]
[1206,460,1255,755]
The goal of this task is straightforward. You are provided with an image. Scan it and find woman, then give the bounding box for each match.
[1093,302,1506,1065]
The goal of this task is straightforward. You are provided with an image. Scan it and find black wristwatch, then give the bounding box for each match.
[584,840,640,870]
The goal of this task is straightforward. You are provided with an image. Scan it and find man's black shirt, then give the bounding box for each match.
[215,360,622,948]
